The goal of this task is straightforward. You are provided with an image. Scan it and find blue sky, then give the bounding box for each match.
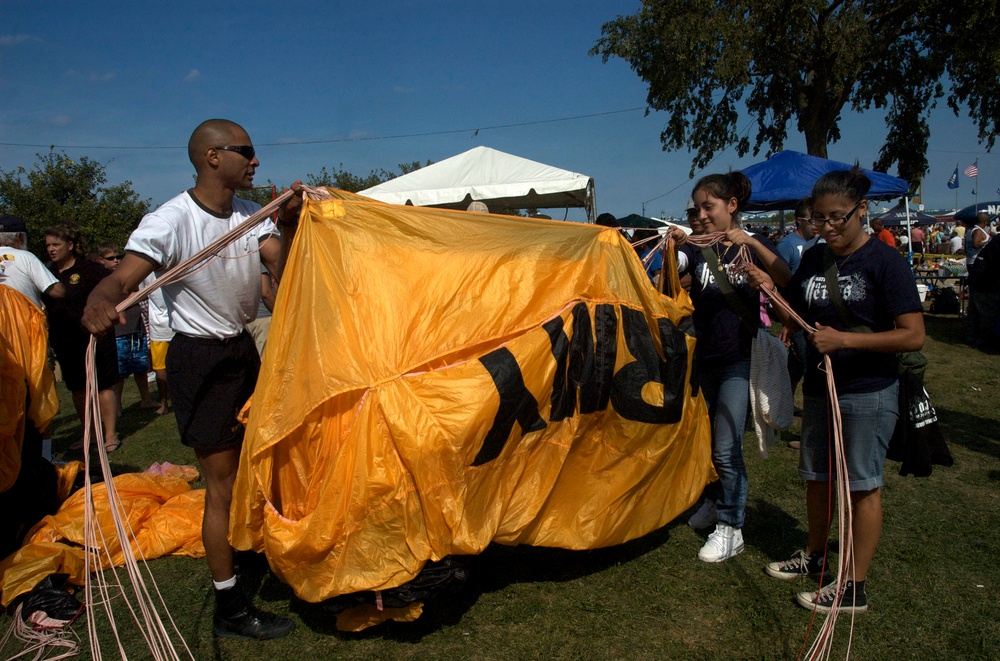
[1,0,994,222]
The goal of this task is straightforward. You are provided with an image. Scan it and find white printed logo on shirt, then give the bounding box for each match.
[695,261,748,290]
[802,273,868,305]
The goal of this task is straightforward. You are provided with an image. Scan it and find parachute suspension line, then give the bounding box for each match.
[0,604,81,660]
[755,283,856,661]
[78,186,331,658]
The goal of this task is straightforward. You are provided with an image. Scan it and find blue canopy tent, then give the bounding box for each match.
[741,151,909,211]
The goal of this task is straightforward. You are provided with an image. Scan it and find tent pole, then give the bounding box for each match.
[588,179,597,224]
[905,197,913,266]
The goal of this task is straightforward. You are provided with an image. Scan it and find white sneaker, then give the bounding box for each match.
[698,523,745,563]
[687,499,718,529]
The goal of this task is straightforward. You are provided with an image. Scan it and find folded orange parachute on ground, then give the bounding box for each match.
[0,473,205,606]
[231,192,713,603]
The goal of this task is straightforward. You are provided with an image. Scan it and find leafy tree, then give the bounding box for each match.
[237,184,282,208]
[0,151,150,257]
[592,0,1000,187]
[306,161,432,193]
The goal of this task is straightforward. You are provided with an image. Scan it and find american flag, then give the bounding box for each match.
[964,160,979,178]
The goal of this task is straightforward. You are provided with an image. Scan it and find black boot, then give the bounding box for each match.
[212,581,295,640]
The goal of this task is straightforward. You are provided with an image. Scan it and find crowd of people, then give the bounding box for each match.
[0,115,994,641]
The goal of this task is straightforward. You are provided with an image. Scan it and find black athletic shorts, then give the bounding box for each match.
[52,330,120,392]
[166,330,260,452]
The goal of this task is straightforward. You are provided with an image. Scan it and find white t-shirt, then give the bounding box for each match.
[140,273,175,342]
[125,191,278,339]
[0,245,59,309]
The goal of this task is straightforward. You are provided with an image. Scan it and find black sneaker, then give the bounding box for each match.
[213,586,295,640]
[764,549,829,580]
[796,580,868,614]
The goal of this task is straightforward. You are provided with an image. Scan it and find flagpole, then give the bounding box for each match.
[955,163,959,210]
[975,167,979,209]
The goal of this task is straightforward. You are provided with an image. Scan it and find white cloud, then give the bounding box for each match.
[184,69,200,82]
[0,34,37,47]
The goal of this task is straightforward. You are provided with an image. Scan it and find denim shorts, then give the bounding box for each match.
[116,332,150,378]
[799,381,899,491]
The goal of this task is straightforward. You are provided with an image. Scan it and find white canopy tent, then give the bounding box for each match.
[359,146,597,223]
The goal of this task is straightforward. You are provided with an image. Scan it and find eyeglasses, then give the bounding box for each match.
[807,201,863,228]
[214,145,256,160]
[102,254,123,261]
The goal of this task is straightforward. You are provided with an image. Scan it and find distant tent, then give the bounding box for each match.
[616,214,692,235]
[875,205,938,227]
[359,146,597,222]
[742,151,909,210]
[955,201,1000,223]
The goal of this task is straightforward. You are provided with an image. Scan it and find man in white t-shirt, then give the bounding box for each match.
[0,215,66,308]
[83,119,302,641]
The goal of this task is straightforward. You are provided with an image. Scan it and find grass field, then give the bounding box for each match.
[3,313,999,660]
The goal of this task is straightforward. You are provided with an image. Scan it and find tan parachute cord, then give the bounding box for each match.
[79,186,332,658]
[0,604,81,660]
[756,283,856,661]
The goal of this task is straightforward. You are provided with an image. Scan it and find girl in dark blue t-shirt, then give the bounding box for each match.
[745,167,925,615]
[671,172,791,565]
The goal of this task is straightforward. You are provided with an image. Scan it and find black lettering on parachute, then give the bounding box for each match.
[473,347,547,466]
[474,304,695,465]
[611,306,690,424]
[545,302,618,422]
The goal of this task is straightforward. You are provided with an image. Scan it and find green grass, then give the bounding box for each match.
[4,313,999,660]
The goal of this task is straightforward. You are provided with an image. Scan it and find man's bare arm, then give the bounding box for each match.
[260,180,304,283]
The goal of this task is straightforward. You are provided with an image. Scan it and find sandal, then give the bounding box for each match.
[104,438,122,453]
[69,438,88,451]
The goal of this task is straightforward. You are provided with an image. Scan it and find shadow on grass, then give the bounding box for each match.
[743,498,804,562]
[290,521,680,643]
[936,407,1000,460]
[923,314,968,347]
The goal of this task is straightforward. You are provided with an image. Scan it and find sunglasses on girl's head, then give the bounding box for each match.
[214,145,256,160]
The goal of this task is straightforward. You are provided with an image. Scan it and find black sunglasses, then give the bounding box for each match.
[807,201,863,228]
[214,145,256,160]
[102,254,124,261]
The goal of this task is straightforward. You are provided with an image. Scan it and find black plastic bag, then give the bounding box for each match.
[9,573,83,627]
[887,370,954,477]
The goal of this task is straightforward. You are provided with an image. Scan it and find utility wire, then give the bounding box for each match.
[0,107,647,151]
[642,117,757,207]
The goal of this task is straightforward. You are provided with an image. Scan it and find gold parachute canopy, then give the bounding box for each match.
[230,192,713,603]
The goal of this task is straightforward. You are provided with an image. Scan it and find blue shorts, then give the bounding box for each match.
[116,333,150,378]
[799,381,899,491]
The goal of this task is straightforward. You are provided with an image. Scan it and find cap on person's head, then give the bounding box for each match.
[685,199,697,212]
[596,212,619,227]
[0,214,26,233]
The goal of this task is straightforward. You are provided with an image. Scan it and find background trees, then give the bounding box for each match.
[1,155,433,259]
[592,0,1000,188]
[305,161,430,193]
[0,152,150,256]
